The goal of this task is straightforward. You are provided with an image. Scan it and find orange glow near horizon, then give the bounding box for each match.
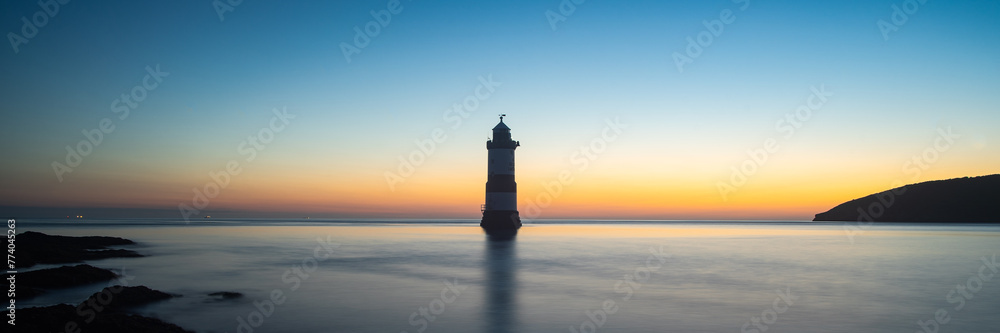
[5,135,995,220]
[115,165,993,220]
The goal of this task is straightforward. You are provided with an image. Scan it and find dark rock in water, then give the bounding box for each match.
[208,291,244,300]
[19,304,193,333]
[14,282,43,300]
[18,231,135,248]
[17,304,77,332]
[16,231,143,268]
[19,286,187,332]
[16,264,118,300]
[21,264,119,287]
[83,285,174,312]
[814,174,1000,222]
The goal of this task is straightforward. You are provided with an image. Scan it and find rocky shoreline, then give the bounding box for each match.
[16,231,143,268]
[19,286,191,333]
[13,232,204,333]
[17,264,118,299]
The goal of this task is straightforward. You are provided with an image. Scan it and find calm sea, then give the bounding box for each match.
[16,219,1000,333]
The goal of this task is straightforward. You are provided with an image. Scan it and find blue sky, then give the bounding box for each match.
[1,0,998,219]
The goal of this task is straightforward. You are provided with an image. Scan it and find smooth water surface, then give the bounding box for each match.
[19,220,1000,332]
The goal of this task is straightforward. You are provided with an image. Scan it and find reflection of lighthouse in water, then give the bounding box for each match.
[481,114,522,229]
[484,231,517,332]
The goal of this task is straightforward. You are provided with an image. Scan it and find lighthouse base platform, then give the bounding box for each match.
[480,210,521,229]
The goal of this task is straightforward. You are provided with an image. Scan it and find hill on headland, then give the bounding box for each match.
[813,174,1000,222]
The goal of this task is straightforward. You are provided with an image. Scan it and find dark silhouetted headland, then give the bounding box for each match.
[814,174,1000,222]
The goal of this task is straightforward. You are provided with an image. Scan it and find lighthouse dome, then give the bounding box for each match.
[492,120,510,131]
[487,115,518,149]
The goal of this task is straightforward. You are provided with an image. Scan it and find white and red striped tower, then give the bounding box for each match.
[481,114,522,229]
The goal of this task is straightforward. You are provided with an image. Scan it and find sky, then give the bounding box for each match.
[0,0,998,220]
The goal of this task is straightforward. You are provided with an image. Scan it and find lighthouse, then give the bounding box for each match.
[481,114,522,229]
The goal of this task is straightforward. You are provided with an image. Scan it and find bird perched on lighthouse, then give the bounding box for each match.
[481,114,521,229]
